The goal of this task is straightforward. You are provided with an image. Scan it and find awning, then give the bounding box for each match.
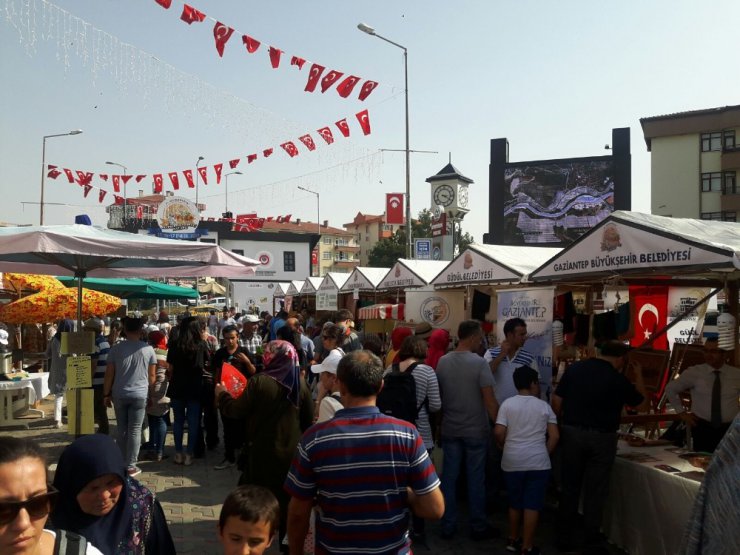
[358,303,405,320]
[57,276,199,299]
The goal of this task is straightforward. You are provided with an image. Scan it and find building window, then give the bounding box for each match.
[701,172,722,192]
[200,238,216,244]
[701,132,722,152]
[724,172,738,194]
[701,211,736,222]
[231,249,244,256]
[382,224,393,231]
[322,236,331,244]
[723,130,736,150]
[283,251,295,272]
[723,212,737,222]
[322,252,332,260]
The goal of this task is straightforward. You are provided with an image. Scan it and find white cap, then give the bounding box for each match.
[244,314,260,323]
[0,329,8,345]
[311,349,343,375]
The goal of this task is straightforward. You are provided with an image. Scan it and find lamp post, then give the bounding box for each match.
[40,129,83,225]
[224,171,242,214]
[105,161,128,227]
[298,186,320,276]
[358,22,412,259]
[195,156,205,207]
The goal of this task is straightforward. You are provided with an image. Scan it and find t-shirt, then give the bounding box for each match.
[92,334,110,388]
[496,395,557,472]
[107,340,157,400]
[484,346,539,404]
[316,392,343,423]
[166,343,207,401]
[43,530,105,555]
[436,350,496,439]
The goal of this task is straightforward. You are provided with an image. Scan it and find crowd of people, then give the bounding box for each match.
[1,306,738,555]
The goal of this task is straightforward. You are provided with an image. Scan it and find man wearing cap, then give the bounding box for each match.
[311,350,343,422]
[85,317,111,434]
[552,340,647,552]
[239,314,263,356]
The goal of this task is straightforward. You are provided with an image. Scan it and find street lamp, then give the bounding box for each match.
[358,22,412,258]
[106,161,128,227]
[298,186,320,276]
[40,129,83,225]
[195,156,205,206]
[224,171,242,214]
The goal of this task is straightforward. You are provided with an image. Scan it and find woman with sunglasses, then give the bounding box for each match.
[50,434,175,555]
[0,436,103,554]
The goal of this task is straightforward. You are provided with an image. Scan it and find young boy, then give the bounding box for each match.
[218,485,280,555]
[494,365,559,555]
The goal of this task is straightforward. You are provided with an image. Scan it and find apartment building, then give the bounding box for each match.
[343,212,403,266]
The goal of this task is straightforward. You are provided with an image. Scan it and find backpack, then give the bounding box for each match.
[54,530,87,555]
[376,362,420,425]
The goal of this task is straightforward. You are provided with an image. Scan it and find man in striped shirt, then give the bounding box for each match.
[285,350,444,555]
[85,318,111,434]
[485,318,539,405]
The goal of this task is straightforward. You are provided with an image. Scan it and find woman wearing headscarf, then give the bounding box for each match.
[384,326,414,368]
[50,434,175,555]
[215,339,314,552]
[46,319,74,428]
[425,328,451,371]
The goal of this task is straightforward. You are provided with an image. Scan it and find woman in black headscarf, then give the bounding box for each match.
[215,339,314,551]
[50,434,175,555]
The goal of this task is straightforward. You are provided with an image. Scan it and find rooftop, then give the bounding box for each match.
[640,104,740,150]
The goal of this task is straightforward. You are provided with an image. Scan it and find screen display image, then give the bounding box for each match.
[503,159,615,245]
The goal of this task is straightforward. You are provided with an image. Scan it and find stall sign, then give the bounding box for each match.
[432,248,520,286]
[405,287,464,335]
[666,287,710,348]
[379,263,424,290]
[155,197,205,239]
[66,356,92,389]
[415,238,432,260]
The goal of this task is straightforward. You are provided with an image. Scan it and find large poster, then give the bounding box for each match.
[666,287,710,349]
[404,287,465,335]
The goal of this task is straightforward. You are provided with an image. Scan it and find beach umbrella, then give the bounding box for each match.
[0,287,121,324]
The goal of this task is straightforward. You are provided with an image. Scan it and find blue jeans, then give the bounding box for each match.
[171,398,201,455]
[147,413,169,455]
[441,436,488,533]
[112,397,147,468]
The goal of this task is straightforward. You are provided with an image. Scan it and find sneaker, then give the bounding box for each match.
[507,537,523,552]
[173,452,184,465]
[471,525,500,541]
[184,454,193,466]
[214,459,235,470]
[127,465,142,477]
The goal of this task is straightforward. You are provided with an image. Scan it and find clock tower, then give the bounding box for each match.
[426,161,474,220]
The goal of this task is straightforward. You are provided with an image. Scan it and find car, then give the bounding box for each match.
[204,296,228,310]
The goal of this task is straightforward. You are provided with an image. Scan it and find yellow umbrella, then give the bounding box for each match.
[0,287,121,324]
[3,272,64,294]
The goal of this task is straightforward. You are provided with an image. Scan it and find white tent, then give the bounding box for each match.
[377,259,449,291]
[301,276,324,295]
[339,267,390,292]
[285,280,306,296]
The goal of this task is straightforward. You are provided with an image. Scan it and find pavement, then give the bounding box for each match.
[6,398,627,555]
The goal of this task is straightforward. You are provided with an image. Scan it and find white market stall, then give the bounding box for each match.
[376,259,449,294]
[315,273,350,312]
[282,279,307,313]
[272,282,291,313]
[339,266,391,315]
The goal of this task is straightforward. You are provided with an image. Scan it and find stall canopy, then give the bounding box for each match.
[285,280,305,296]
[273,282,291,297]
[316,273,350,311]
[377,259,449,291]
[197,278,226,296]
[358,303,405,320]
[432,244,562,288]
[528,211,740,282]
[339,267,390,292]
[56,276,199,300]
[301,276,324,295]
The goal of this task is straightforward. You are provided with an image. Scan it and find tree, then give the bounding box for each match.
[458,230,475,252]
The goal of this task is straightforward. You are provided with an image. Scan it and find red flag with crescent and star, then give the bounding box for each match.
[281,142,299,158]
[629,285,669,350]
[83,184,93,198]
[247,154,257,163]
[358,80,379,101]
[154,0,171,8]
[63,168,75,183]
[98,173,108,181]
[135,174,147,183]
[112,175,121,193]
[298,135,316,151]
[336,75,361,98]
[386,193,404,225]
[183,169,195,188]
[229,159,241,169]
[198,166,208,185]
[214,163,223,184]
[242,35,260,53]
[291,56,306,69]
[317,127,334,144]
[153,174,163,194]
[268,47,283,68]
[121,175,132,185]
[335,119,350,137]
[304,63,325,92]
[213,22,234,57]
[263,148,273,158]
[355,109,371,135]
[168,172,180,190]
[47,165,61,179]
[321,70,344,93]
[98,190,107,203]
[180,4,206,24]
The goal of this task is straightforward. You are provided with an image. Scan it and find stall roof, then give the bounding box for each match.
[377,259,450,290]
[285,280,305,296]
[318,272,350,292]
[432,244,562,287]
[301,276,324,294]
[339,267,390,292]
[528,211,740,282]
[273,282,291,297]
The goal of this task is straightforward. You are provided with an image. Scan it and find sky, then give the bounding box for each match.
[1,0,739,242]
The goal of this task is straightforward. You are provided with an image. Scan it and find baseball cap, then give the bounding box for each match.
[0,329,8,345]
[83,318,104,332]
[311,349,343,375]
[244,314,260,323]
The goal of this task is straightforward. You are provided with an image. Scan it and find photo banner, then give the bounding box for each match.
[666,286,710,349]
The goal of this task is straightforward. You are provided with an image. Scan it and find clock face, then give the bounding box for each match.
[433,184,455,207]
[458,186,469,208]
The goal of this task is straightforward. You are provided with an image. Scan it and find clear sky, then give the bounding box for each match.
[1,0,739,242]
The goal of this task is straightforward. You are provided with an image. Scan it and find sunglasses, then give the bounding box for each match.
[0,486,59,525]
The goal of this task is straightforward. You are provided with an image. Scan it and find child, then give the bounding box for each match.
[494,365,559,555]
[218,485,279,555]
[146,330,170,461]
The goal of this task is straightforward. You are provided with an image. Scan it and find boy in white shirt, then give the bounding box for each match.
[494,366,559,555]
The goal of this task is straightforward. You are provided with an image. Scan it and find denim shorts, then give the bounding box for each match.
[504,469,551,510]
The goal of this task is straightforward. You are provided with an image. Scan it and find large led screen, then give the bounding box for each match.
[502,159,615,245]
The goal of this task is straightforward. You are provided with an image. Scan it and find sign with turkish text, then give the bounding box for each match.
[666,287,710,349]
[156,196,202,239]
[415,238,432,260]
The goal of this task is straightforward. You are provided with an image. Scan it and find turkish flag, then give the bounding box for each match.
[75,171,93,186]
[281,141,299,158]
[336,75,361,98]
[214,163,223,184]
[213,22,234,57]
[386,193,404,224]
[183,169,195,188]
[153,174,164,194]
[47,165,61,179]
[290,56,306,69]
[335,118,350,137]
[137,206,143,220]
[121,175,132,185]
[155,0,171,8]
[321,70,344,93]
[98,189,107,203]
[83,184,93,198]
[629,285,669,350]
[135,174,147,183]
[114,195,123,203]
[98,173,108,181]
[63,168,75,183]
[358,80,379,101]
[229,158,240,169]
[168,172,180,190]
[198,166,208,185]
[355,109,371,135]
[112,175,121,193]
[180,4,206,24]
[268,46,282,68]
[304,63,325,92]
[242,34,261,53]
[298,134,316,151]
[316,127,334,144]
[247,154,257,163]
[263,148,273,158]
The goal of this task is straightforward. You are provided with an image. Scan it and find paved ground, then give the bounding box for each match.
[6,398,627,555]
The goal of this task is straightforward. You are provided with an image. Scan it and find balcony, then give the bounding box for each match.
[333,257,359,268]
[722,147,740,171]
[333,243,360,252]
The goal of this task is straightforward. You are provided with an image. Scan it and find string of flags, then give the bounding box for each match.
[46,109,372,203]
[151,0,379,102]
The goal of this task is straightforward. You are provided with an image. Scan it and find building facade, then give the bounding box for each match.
[343,212,402,266]
[641,105,740,221]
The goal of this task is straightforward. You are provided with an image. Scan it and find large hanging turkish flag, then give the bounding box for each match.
[629,285,669,350]
[183,169,195,188]
[335,119,350,137]
[358,80,379,101]
[321,70,344,93]
[336,75,361,98]
[386,193,404,225]
[168,172,180,190]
